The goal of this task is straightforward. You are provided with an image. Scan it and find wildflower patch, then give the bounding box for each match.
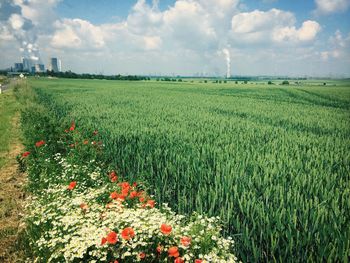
[22,123,239,262]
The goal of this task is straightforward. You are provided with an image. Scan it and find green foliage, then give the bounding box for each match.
[282,80,290,85]
[0,90,20,168]
[21,78,350,262]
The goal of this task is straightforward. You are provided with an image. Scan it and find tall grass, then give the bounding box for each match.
[26,78,350,262]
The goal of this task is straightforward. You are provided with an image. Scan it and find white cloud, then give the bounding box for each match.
[51,19,105,49]
[230,9,320,44]
[0,24,14,41]
[314,0,350,15]
[143,36,162,50]
[320,30,350,60]
[321,50,340,60]
[8,13,24,30]
[126,0,163,35]
[231,9,295,34]
[273,20,321,43]
[12,0,60,30]
[162,1,218,49]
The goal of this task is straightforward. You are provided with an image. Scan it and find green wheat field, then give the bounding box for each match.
[28,78,350,262]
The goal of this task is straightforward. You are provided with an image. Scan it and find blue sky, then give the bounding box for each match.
[1,0,350,76]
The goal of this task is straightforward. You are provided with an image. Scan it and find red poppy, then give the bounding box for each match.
[22,151,30,158]
[139,197,145,203]
[101,237,107,245]
[139,252,146,259]
[121,227,135,240]
[180,236,191,247]
[35,140,45,147]
[168,246,179,257]
[118,182,131,190]
[121,188,129,198]
[195,260,203,263]
[133,182,137,187]
[80,203,88,211]
[174,257,184,263]
[67,181,77,190]
[156,245,162,253]
[160,224,172,235]
[111,176,117,182]
[69,143,75,148]
[110,191,118,199]
[106,231,118,244]
[110,192,126,201]
[129,191,138,198]
[146,200,155,208]
[109,171,118,182]
[83,140,89,145]
[93,130,98,135]
[109,171,116,177]
[114,261,119,263]
[69,121,75,131]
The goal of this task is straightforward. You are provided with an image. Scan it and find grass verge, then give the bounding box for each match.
[0,88,27,262]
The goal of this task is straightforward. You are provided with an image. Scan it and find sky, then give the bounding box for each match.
[0,0,350,77]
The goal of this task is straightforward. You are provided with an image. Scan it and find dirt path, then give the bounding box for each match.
[0,113,26,262]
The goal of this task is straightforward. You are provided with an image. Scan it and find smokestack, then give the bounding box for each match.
[222,48,231,79]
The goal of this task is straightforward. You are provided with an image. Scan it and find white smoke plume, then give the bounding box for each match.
[2,1,41,63]
[1,0,59,64]
[222,48,231,78]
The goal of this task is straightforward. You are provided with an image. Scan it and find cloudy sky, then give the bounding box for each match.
[0,0,350,77]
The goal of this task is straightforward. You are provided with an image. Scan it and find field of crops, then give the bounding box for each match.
[27,78,350,262]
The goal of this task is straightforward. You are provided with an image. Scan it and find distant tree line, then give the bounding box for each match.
[156,77,183,82]
[1,70,151,81]
[43,70,151,81]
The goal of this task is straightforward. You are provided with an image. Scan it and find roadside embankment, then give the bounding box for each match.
[0,88,27,262]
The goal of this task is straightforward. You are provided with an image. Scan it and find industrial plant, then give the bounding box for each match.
[8,57,62,74]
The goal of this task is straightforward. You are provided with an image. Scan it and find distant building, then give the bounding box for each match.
[14,62,23,72]
[22,58,33,71]
[49,57,61,72]
[34,64,45,73]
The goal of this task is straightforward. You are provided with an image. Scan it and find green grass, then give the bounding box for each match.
[0,90,20,168]
[27,78,350,262]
